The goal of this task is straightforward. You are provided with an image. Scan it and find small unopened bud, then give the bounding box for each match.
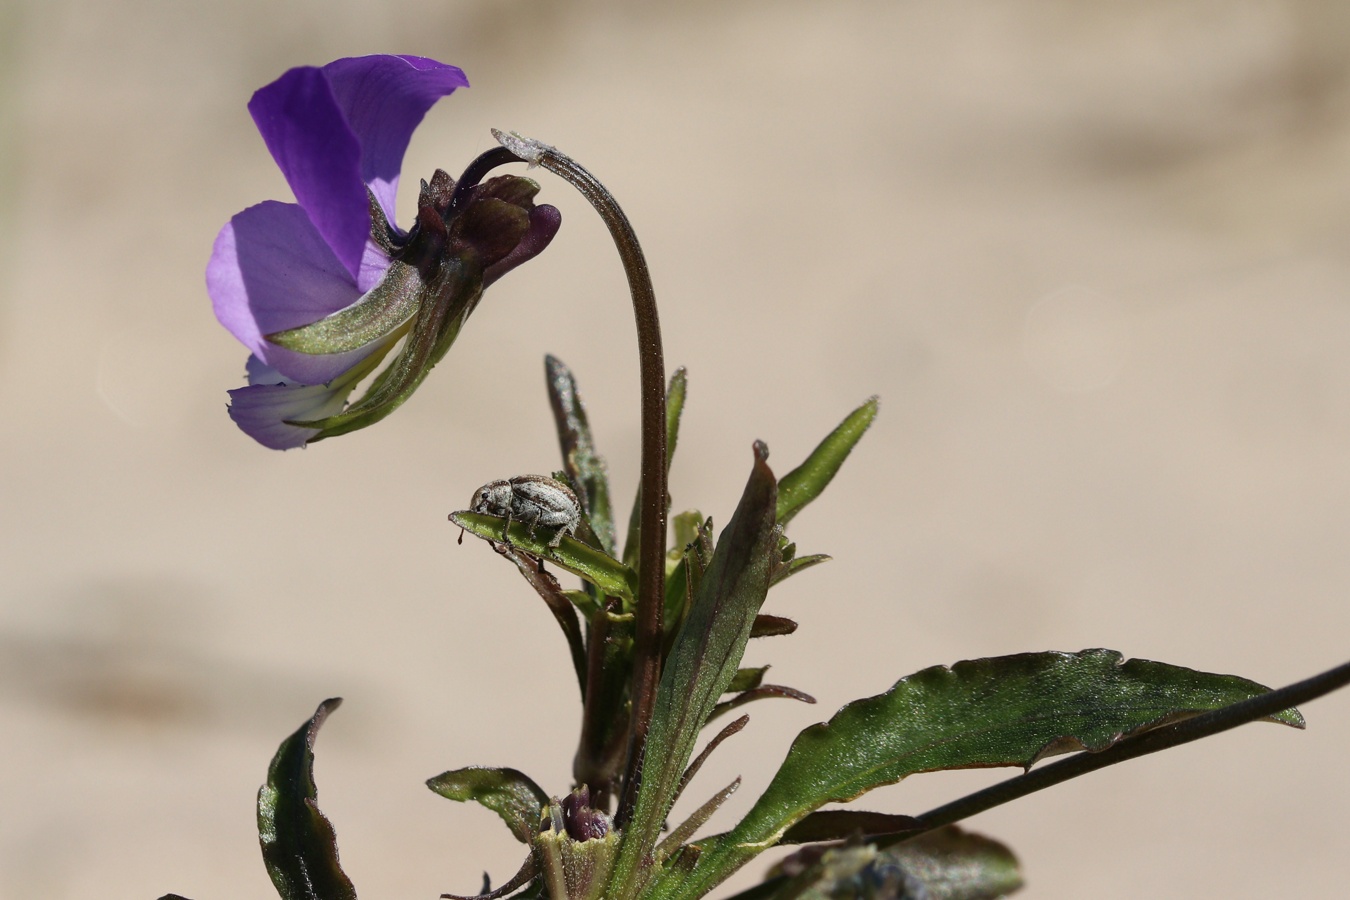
[560,785,611,842]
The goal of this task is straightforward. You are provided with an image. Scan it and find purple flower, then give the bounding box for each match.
[209,55,560,449]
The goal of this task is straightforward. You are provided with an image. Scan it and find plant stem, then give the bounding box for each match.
[880,657,1350,846]
[491,131,668,825]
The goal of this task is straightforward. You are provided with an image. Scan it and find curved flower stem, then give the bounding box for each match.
[489,131,668,824]
[880,656,1350,846]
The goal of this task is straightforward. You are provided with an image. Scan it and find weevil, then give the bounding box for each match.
[466,474,581,549]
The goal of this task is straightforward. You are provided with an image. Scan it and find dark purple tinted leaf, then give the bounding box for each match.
[257,698,357,900]
[709,685,816,723]
[750,615,798,638]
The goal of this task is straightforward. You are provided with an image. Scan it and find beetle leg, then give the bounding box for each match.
[501,509,515,547]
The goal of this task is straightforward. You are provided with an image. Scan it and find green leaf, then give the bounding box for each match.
[452,511,637,602]
[766,826,1021,900]
[650,650,1301,900]
[257,699,357,900]
[546,356,617,555]
[607,441,780,899]
[426,767,548,845]
[623,367,689,570]
[775,397,878,527]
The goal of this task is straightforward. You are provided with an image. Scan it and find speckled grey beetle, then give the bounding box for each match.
[469,474,581,548]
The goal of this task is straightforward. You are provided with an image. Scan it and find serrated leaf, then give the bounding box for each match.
[775,397,877,527]
[650,650,1300,900]
[257,699,357,900]
[607,442,780,899]
[546,356,616,555]
[452,511,637,601]
[426,767,549,845]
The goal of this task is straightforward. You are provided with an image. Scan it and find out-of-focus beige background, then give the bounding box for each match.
[2,1,1348,897]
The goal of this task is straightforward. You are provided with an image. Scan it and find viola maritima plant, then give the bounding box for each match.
[165,52,1350,900]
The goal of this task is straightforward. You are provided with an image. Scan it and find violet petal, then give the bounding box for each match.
[227,356,355,450]
[208,200,391,385]
[321,55,469,226]
[248,66,369,279]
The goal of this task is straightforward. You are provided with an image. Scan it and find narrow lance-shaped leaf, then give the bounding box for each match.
[623,367,688,570]
[650,650,1302,900]
[452,511,638,602]
[708,684,816,723]
[257,698,357,900]
[776,397,877,527]
[426,767,549,845]
[606,441,780,899]
[770,554,831,587]
[546,356,617,555]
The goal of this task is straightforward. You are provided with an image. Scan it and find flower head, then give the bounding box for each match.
[209,55,560,448]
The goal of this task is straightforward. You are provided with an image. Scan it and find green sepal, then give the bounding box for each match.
[607,441,780,899]
[546,356,617,555]
[426,767,549,845]
[776,397,878,527]
[451,511,638,601]
[623,367,689,569]
[256,698,357,900]
[266,260,422,355]
[650,649,1301,900]
[295,258,485,440]
[536,826,620,900]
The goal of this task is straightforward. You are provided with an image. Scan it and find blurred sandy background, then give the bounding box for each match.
[2,0,1349,897]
